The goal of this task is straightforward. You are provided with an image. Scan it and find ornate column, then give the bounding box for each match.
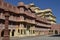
[3,11,10,40]
[0,30,1,37]
[10,29,12,37]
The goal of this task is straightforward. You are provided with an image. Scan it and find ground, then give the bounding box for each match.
[10,35,60,40]
[0,35,60,40]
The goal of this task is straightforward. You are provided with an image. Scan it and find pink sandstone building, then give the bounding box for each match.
[0,0,60,38]
[51,24,60,35]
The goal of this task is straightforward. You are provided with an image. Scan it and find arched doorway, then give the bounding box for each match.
[12,30,15,36]
[55,30,58,34]
[1,30,4,37]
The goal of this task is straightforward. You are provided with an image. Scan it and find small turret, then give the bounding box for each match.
[18,2,25,6]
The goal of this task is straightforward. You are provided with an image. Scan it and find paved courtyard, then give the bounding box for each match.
[0,36,60,40]
[10,36,60,40]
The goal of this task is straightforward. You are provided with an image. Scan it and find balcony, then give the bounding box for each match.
[0,14,26,22]
[0,13,17,22]
[36,22,50,27]
[25,18,35,24]
[9,15,25,22]
[24,11,35,18]
[0,24,19,29]
[36,16,50,24]
[9,25,18,29]
[35,28,50,31]
[9,16,17,21]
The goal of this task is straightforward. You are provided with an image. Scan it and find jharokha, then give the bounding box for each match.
[0,0,60,38]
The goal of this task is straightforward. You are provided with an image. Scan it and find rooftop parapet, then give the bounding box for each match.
[39,8,52,13]
[0,1,19,13]
[34,7,40,10]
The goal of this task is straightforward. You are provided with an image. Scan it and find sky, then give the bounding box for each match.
[4,0,60,24]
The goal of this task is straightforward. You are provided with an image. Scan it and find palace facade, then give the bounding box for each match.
[0,1,52,37]
[29,3,56,24]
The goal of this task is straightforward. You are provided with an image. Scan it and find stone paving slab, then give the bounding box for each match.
[0,36,60,40]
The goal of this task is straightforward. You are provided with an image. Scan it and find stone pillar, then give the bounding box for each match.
[14,29,18,37]
[10,29,12,37]
[29,30,31,34]
[23,29,26,35]
[19,29,21,35]
[31,30,33,34]
[21,24,24,28]
[3,11,10,40]
[0,29,2,37]
[19,24,21,35]
[30,30,32,34]
[24,29,26,34]
[53,30,55,35]
[22,29,24,35]
[58,30,59,35]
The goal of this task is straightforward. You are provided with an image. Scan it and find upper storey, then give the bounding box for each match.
[29,3,56,24]
[0,1,51,24]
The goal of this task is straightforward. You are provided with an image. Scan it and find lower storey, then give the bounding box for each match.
[0,27,50,37]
